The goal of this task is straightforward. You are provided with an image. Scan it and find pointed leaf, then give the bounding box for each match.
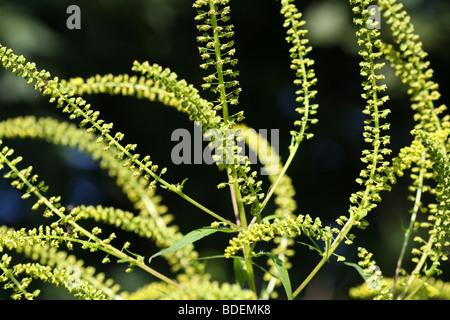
[344,262,369,281]
[233,257,249,288]
[265,253,293,300]
[148,227,232,264]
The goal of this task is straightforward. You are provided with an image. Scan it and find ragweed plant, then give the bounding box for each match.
[0,0,449,300]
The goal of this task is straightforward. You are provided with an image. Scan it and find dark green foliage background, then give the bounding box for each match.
[0,0,449,299]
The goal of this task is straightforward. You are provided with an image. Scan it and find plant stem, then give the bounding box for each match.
[231,180,256,293]
[292,214,357,298]
[294,22,384,297]
[208,0,257,294]
[104,240,181,289]
[173,186,239,229]
[398,235,434,300]
[0,263,29,297]
[260,4,312,214]
[260,136,301,212]
[209,0,229,122]
[399,210,445,300]
[228,177,241,227]
[392,151,425,297]
[53,84,235,228]
[0,152,181,289]
[0,54,229,230]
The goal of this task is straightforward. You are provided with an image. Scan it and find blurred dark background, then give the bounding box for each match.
[0,0,449,299]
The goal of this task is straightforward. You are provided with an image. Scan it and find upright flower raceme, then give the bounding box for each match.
[349,0,392,221]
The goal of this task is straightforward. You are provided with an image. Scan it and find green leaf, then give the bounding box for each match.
[344,262,369,281]
[265,253,293,300]
[261,214,288,222]
[148,226,232,264]
[297,241,323,255]
[233,257,249,288]
[356,209,368,221]
[194,254,227,261]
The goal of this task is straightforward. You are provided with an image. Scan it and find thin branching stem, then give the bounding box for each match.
[0,151,181,289]
[393,150,426,297]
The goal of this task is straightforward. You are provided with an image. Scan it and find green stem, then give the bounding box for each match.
[54,85,234,228]
[229,168,256,292]
[292,214,357,298]
[392,150,425,297]
[0,152,181,289]
[260,5,311,214]
[172,186,239,229]
[231,168,256,292]
[209,0,229,121]
[399,211,446,299]
[260,137,301,212]
[0,262,29,298]
[398,235,434,300]
[293,16,383,298]
[208,0,256,294]
[0,52,228,229]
